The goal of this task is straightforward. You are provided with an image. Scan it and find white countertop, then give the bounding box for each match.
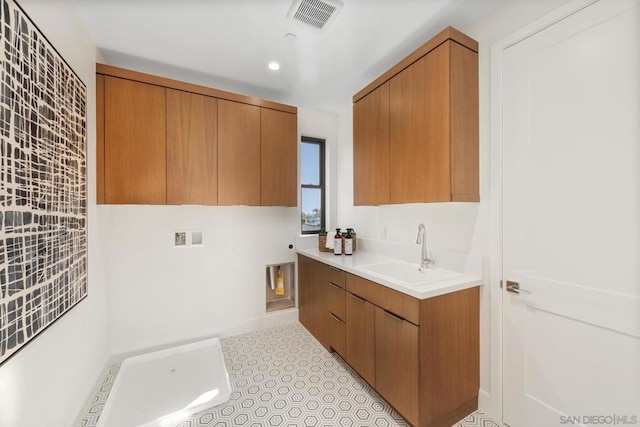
[297,247,482,300]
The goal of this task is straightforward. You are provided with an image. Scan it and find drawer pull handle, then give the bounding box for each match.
[349,293,365,303]
[329,313,343,323]
[384,310,404,322]
[329,282,341,290]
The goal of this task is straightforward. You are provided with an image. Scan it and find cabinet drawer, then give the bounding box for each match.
[328,312,346,358]
[346,273,420,325]
[329,266,346,288]
[326,281,346,320]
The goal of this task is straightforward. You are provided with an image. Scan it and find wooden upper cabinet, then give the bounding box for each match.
[103,76,166,204]
[261,108,297,206]
[166,89,218,205]
[450,41,480,201]
[353,82,390,206]
[389,44,451,203]
[96,64,296,206]
[217,100,261,206]
[96,74,105,204]
[352,27,479,205]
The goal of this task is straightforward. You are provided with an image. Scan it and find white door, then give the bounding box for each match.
[502,1,640,426]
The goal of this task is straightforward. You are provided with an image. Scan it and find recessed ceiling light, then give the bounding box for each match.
[268,61,280,71]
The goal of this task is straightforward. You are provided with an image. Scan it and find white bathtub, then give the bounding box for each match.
[97,337,231,427]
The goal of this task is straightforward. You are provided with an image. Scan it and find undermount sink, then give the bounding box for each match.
[358,260,463,286]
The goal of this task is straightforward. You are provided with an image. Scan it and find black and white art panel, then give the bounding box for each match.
[0,0,87,365]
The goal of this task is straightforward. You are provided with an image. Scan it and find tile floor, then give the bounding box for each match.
[80,322,500,427]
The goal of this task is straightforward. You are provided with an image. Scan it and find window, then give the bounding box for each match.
[300,137,325,234]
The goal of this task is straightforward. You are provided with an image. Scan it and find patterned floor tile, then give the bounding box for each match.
[453,411,502,427]
[79,322,499,427]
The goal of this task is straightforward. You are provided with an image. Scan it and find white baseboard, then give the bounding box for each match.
[478,388,500,423]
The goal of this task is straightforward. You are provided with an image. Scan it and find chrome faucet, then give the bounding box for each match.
[416,223,434,269]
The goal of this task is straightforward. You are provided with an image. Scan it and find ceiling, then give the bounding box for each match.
[73,0,506,112]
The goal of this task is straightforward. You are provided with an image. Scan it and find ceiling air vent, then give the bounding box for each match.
[287,0,344,32]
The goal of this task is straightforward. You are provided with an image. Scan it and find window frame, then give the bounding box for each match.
[300,136,326,235]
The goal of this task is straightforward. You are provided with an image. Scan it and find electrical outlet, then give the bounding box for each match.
[191,231,203,246]
[174,232,187,247]
[256,244,263,254]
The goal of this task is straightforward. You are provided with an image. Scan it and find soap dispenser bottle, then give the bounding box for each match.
[344,229,353,255]
[334,228,342,255]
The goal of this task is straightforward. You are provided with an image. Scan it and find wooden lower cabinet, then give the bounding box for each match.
[327,274,347,357]
[298,255,329,349]
[345,291,376,386]
[419,286,480,427]
[375,306,419,426]
[326,282,345,319]
[328,312,346,357]
[298,256,479,427]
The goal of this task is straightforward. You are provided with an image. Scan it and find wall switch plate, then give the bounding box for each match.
[174,232,187,247]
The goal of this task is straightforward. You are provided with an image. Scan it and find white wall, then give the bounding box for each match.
[102,205,300,354]
[335,0,570,420]
[0,1,110,426]
[101,107,338,355]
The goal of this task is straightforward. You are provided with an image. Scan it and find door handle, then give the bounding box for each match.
[349,293,365,303]
[383,309,404,322]
[329,312,343,323]
[506,280,531,294]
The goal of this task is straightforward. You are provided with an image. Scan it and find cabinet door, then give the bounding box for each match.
[375,306,419,426]
[353,81,390,205]
[261,108,297,206]
[297,255,330,350]
[166,89,218,205]
[218,100,260,205]
[389,43,451,203]
[298,255,314,333]
[450,41,479,202]
[328,312,346,357]
[345,291,376,386]
[104,76,166,204]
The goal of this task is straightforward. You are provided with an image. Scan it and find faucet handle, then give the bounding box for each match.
[420,257,435,269]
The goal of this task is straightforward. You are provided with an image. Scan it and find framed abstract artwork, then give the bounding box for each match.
[0,0,87,365]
